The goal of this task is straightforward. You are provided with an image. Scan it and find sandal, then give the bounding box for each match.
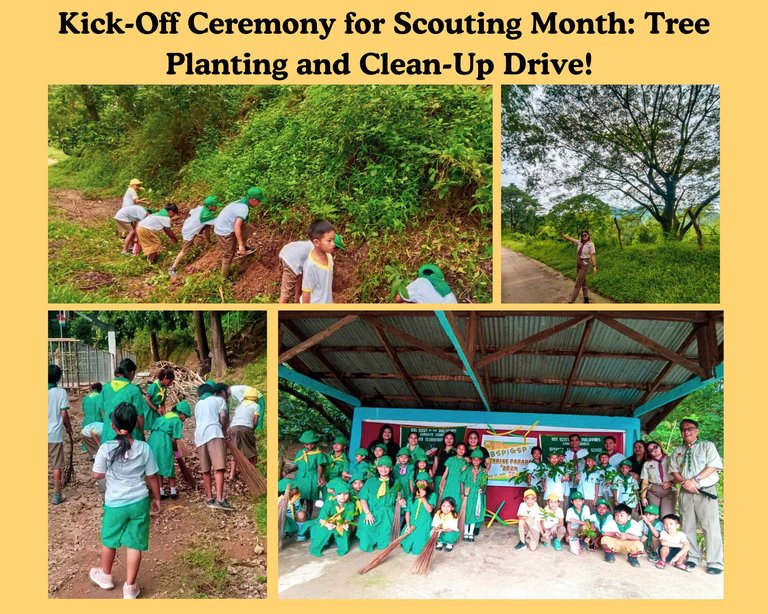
[674,562,690,572]
[655,560,667,569]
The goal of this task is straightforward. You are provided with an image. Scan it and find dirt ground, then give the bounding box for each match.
[48,397,267,599]
[501,247,613,304]
[278,524,722,599]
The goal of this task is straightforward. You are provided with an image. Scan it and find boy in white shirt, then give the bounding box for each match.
[515,488,542,551]
[301,220,342,304]
[657,513,691,570]
[613,459,640,512]
[194,383,233,511]
[168,196,221,276]
[542,449,569,508]
[565,490,591,543]
[640,504,663,561]
[539,493,566,550]
[599,503,644,566]
[136,203,179,263]
[214,187,265,279]
[114,204,148,255]
[48,365,73,505]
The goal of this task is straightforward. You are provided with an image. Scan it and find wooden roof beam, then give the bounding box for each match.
[278,315,359,364]
[560,318,594,410]
[369,322,429,408]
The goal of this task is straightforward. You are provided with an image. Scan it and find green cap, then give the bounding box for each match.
[203,195,220,207]
[412,449,428,462]
[332,436,349,446]
[353,448,368,457]
[174,400,191,417]
[569,490,584,500]
[397,447,412,457]
[333,482,351,495]
[643,504,660,515]
[351,466,369,482]
[376,456,393,468]
[373,443,388,453]
[334,234,346,250]
[415,471,432,483]
[595,498,611,508]
[619,459,633,468]
[246,187,266,202]
[298,430,320,444]
[205,379,217,388]
[549,449,563,457]
[278,478,293,492]
[470,449,484,459]
[326,478,346,493]
[584,454,596,462]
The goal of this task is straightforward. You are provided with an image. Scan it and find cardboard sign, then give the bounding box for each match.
[483,434,538,487]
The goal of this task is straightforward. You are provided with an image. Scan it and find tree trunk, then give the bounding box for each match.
[78,85,101,122]
[209,312,229,377]
[613,217,623,250]
[687,208,704,250]
[194,311,211,376]
[149,331,161,363]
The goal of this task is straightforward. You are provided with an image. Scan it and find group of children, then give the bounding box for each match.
[48,362,263,598]
[117,180,458,303]
[279,430,488,559]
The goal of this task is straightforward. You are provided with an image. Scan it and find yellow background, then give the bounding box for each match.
[4,0,763,606]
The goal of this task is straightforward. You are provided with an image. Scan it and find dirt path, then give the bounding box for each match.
[49,398,266,599]
[501,247,613,304]
[278,525,722,599]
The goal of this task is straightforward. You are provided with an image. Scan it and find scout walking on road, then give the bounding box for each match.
[214,187,266,279]
[136,204,179,263]
[169,195,222,277]
[48,365,73,505]
[561,229,597,304]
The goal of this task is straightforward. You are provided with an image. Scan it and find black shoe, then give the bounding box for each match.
[160,493,169,500]
[514,541,527,551]
[706,567,723,575]
[435,543,444,551]
[686,561,698,570]
[474,527,480,536]
[648,552,660,562]
[445,544,454,552]
[628,556,640,568]
[604,551,615,563]
[583,297,590,304]
[170,492,178,500]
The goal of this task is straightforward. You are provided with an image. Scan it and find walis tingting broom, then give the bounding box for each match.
[358,525,415,574]
[63,431,75,487]
[228,440,267,496]
[277,483,291,550]
[411,530,441,575]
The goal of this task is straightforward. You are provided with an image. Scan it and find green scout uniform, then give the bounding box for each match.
[401,490,438,555]
[309,492,356,557]
[294,448,326,501]
[441,455,468,504]
[326,452,350,482]
[462,467,488,525]
[357,474,397,552]
[144,379,168,432]
[278,478,303,535]
[81,390,103,452]
[99,378,149,442]
[146,411,184,478]
[393,452,415,501]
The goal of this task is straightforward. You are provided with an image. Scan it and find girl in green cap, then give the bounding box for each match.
[143,368,174,433]
[294,431,327,517]
[309,482,356,557]
[358,457,398,552]
[439,442,468,505]
[352,448,372,482]
[394,447,415,501]
[326,436,350,482]
[99,359,149,443]
[400,472,437,555]
[146,400,191,500]
[278,479,306,540]
[460,450,488,541]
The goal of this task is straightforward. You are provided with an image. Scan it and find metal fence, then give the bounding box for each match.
[48,338,136,392]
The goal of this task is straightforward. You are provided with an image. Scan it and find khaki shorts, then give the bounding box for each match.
[49,442,65,469]
[115,220,135,235]
[601,536,645,554]
[217,224,254,266]
[137,225,163,257]
[198,437,227,473]
[279,258,299,303]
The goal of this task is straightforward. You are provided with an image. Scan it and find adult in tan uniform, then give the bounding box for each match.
[669,418,723,574]
[560,230,596,304]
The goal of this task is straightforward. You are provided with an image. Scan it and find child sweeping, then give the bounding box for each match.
[358,457,398,552]
[146,400,191,500]
[80,382,104,460]
[278,479,307,542]
[227,387,261,481]
[89,402,161,599]
[400,472,437,555]
[460,449,488,541]
[432,497,461,552]
[309,481,356,557]
[293,431,327,517]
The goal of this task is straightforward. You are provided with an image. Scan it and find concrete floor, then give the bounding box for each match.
[279,525,723,599]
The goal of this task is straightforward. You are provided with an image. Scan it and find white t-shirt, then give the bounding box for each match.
[579,469,602,501]
[302,252,334,303]
[588,511,614,533]
[181,206,216,242]
[541,506,564,530]
[230,399,259,429]
[660,530,689,548]
[194,395,227,446]
[279,241,314,275]
[214,201,249,236]
[517,501,542,521]
[602,517,643,538]
[565,504,592,524]
[48,386,70,443]
[123,187,139,208]
[138,213,172,231]
[229,385,249,405]
[114,205,148,223]
[93,440,158,507]
[432,512,459,531]
[400,277,458,304]
[526,461,544,488]
[608,452,626,468]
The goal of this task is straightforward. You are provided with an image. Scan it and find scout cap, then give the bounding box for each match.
[174,400,192,417]
[243,387,260,401]
[246,186,266,202]
[470,449,484,459]
[548,449,562,457]
[416,471,432,482]
[129,178,143,186]
[278,478,293,492]
[619,459,633,468]
[334,234,346,250]
[569,490,584,500]
[333,481,351,495]
[332,435,349,446]
[547,492,563,501]
[354,448,368,457]
[298,430,320,444]
[203,195,220,207]
[523,489,537,499]
[377,456,393,468]
[351,466,368,482]
[326,478,346,492]
[397,447,412,457]
[643,504,660,515]
[595,498,611,508]
[412,449,428,461]
[205,379,217,388]
[373,443,388,453]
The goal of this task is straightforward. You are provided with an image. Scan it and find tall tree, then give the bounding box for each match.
[505,85,720,239]
[209,311,229,377]
[193,311,211,375]
[501,184,543,234]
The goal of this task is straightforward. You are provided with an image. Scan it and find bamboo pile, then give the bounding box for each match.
[135,361,206,405]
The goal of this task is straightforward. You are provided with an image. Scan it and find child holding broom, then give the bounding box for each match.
[309,481,356,557]
[146,400,191,500]
[400,472,437,555]
[358,456,398,552]
[194,383,233,511]
[49,365,73,505]
[432,497,460,552]
[278,479,307,541]
[81,382,104,460]
[294,431,327,517]
[89,402,161,599]
[460,449,488,541]
[227,387,261,481]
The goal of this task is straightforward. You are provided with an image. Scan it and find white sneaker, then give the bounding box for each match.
[89,567,114,590]
[123,582,141,599]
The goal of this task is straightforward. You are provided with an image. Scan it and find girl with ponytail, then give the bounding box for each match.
[90,402,161,599]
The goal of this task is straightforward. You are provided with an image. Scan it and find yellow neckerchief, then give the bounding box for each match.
[329,453,346,467]
[152,379,167,403]
[296,448,323,464]
[323,504,348,535]
[164,411,179,420]
[353,496,363,515]
[377,477,389,498]
[287,493,301,519]
[414,497,425,520]
[111,378,130,392]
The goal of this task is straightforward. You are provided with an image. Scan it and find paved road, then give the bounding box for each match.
[501,247,613,304]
